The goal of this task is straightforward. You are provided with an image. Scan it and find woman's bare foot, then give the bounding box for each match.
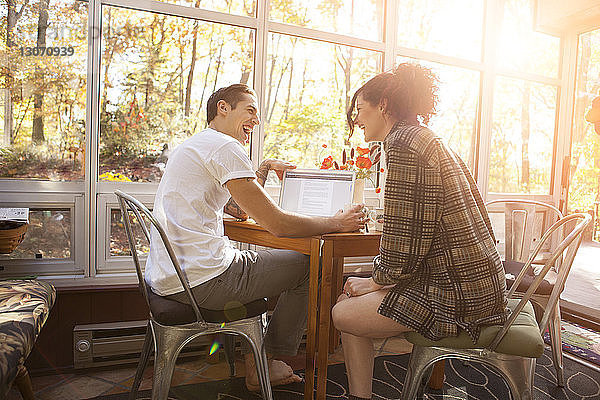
[245,359,303,391]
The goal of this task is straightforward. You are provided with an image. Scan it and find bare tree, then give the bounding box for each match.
[4,0,30,144]
[32,0,50,145]
[520,82,530,191]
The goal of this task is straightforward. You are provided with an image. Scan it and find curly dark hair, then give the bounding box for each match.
[346,63,439,138]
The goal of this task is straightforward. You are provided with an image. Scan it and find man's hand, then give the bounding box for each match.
[343,276,384,297]
[331,204,366,233]
[259,158,296,181]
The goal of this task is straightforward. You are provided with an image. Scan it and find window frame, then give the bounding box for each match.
[0,0,574,283]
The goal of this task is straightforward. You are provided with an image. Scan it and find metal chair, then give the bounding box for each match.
[486,199,567,386]
[400,213,591,400]
[115,190,273,400]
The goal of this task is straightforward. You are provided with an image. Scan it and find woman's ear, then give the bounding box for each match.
[379,98,388,115]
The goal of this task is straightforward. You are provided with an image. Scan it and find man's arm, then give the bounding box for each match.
[223,161,271,220]
[226,177,364,237]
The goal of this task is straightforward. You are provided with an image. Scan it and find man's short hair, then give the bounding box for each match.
[206,84,256,123]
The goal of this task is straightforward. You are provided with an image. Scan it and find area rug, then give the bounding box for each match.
[544,320,600,367]
[92,348,600,400]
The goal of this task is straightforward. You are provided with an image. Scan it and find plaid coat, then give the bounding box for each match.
[373,122,508,342]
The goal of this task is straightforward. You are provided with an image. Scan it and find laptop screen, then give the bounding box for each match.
[279,169,355,217]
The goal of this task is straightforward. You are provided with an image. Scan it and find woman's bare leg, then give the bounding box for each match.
[332,289,411,398]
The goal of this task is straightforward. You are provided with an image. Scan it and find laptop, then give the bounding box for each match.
[278,169,355,217]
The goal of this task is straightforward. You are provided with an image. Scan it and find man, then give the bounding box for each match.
[145,83,364,390]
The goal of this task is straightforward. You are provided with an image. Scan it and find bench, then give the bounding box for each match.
[0,280,56,399]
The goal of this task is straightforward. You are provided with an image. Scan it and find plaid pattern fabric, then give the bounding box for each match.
[374,122,508,342]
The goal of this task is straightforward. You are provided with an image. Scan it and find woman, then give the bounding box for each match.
[331,63,509,400]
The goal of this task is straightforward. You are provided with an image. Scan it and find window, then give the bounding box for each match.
[1,0,88,181]
[262,34,382,172]
[396,0,484,61]
[269,0,384,41]
[157,0,256,17]
[489,77,557,194]
[569,29,600,213]
[0,208,71,260]
[397,57,480,166]
[99,6,255,183]
[496,0,560,77]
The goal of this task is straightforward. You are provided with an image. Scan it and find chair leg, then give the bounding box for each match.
[235,318,273,400]
[151,324,191,400]
[130,322,153,400]
[223,334,236,377]
[401,346,440,400]
[494,356,536,400]
[14,365,34,400]
[549,303,565,387]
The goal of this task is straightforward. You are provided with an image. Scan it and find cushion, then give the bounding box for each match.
[0,280,56,398]
[146,286,267,325]
[405,298,544,358]
[504,260,555,296]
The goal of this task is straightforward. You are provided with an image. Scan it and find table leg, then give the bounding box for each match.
[428,360,445,389]
[329,257,344,353]
[316,240,334,400]
[304,238,321,400]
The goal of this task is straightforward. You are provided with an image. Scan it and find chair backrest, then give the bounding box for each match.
[114,190,206,325]
[485,199,563,265]
[487,212,591,352]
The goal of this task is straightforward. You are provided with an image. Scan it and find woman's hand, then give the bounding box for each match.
[343,276,384,297]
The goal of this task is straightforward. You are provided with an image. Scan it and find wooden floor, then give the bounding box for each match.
[561,240,600,322]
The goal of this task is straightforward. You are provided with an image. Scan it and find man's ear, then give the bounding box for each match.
[217,100,230,116]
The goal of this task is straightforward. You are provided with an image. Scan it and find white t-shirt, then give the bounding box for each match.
[145,128,256,296]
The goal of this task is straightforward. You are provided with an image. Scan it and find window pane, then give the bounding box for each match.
[0,209,71,260]
[269,0,383,42]
[397,57,480,166]
[157,0,255,17]
[263,34,381,177]
[396,0,483,61]
[0,0,87,181]
[110,209,150,257]
[496,0,560,77]
[99,6,255,183]
[569,29,600,214]
[489,77,557,194]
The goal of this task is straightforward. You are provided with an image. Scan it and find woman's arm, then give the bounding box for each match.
[372,147,443,285]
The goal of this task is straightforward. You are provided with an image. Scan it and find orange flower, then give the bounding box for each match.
[375,187,381,193]
[320,156,333,169]
[357,147,370,156]
[355,156,372,169]
[340,164,348,170]
[322,144,328,148]
[380,168,385,172]
[348,159,354,165]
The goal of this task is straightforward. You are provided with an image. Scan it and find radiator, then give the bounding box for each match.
[73,320,210,369]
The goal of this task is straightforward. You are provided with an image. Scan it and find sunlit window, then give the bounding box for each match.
[0,209,71,260]
[0,0,87,181]
[489,77,557,194]
[269,0,383,41]
[396,0,484,61]
[397,57,480,166]
[262,34,382,178]
[569,29,600,214]
[98,6,255,183]
[157,0,256,17]
[496,0,560,77]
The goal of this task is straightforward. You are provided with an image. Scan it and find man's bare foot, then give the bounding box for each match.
[245,359,303,391]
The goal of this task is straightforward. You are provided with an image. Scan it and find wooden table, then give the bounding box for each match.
[224,220,382,400]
